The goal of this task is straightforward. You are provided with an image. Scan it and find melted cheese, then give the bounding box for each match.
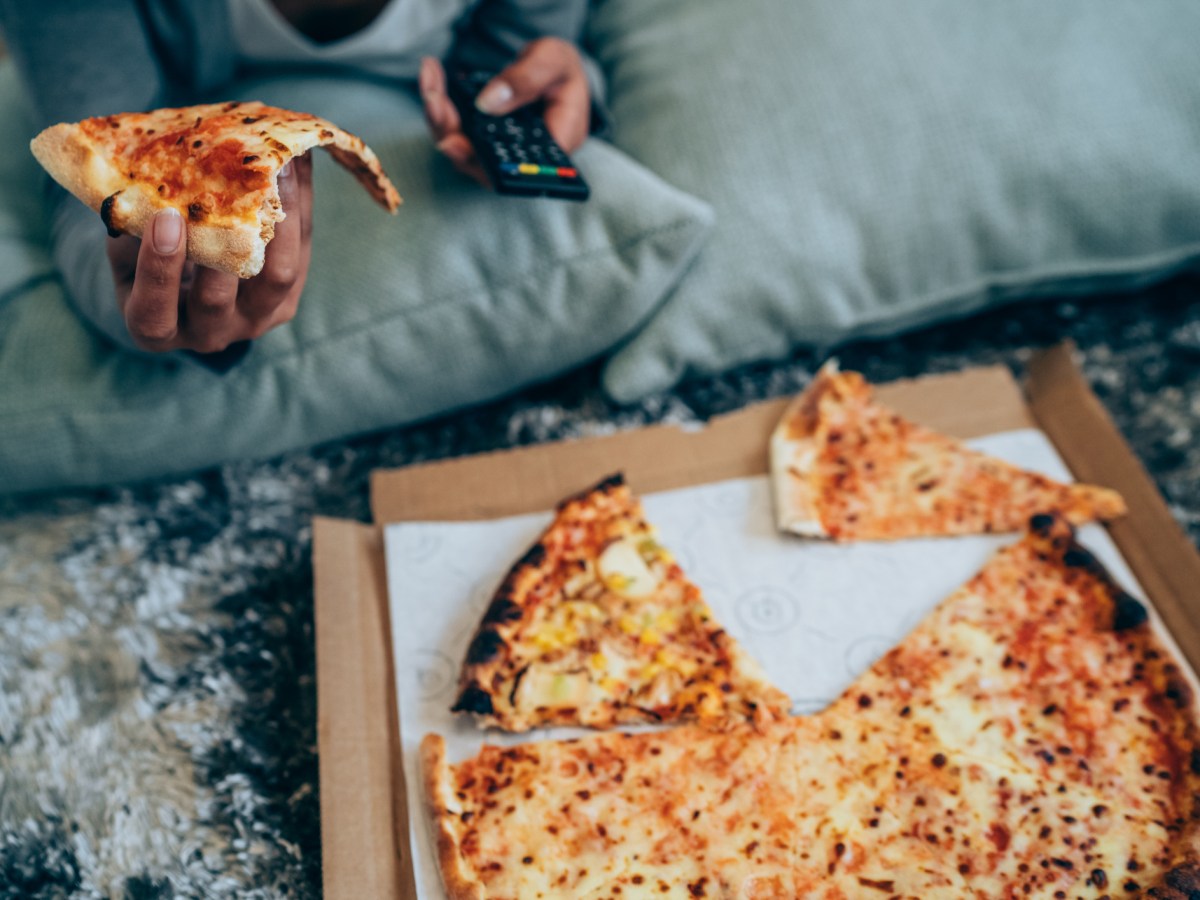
[432,520,1200,897]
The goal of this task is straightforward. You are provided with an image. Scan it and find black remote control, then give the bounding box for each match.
[446,68,590,202]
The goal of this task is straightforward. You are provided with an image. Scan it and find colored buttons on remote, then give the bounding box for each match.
[499,163,582,180]
[448,68,590,201]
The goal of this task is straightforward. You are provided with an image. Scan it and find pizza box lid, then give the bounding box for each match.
[312,342,1200,900]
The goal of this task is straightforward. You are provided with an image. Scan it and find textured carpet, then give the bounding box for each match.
[2,274,1199,898]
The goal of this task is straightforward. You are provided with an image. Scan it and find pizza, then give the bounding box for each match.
[450,474,790,732]
[769,362,1127,541]
[30,100,400,277]
[423,514,1200,898]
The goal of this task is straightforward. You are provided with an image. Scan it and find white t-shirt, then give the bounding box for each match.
[228,0,465,79]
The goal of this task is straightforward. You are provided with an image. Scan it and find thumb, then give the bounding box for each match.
[475,39,575,116]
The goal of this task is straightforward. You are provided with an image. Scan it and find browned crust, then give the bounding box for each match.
[30,102,400,278]
[30,124,125,214]
[419,734,486,900]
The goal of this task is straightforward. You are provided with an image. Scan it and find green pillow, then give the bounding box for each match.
[0,66,712,493]
[591,0,1200,401]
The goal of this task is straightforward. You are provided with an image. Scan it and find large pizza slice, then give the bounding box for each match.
[450,474,791,732]
[31,101,400,278]
[770,362,1127,540]
[424,515,1200,898]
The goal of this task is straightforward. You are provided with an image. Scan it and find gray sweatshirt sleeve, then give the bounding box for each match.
[449,0,609,133]
[0,0,170,352]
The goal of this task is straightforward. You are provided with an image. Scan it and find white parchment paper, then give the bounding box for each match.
[384,428,1145,898]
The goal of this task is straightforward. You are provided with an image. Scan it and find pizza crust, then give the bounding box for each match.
[30,101,401,278]
[419,734,487,900]
[769,401,825,538]
[770,360,840,537]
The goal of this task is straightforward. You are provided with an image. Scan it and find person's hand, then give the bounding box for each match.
[420,38,591,187]
[105,153,313,355]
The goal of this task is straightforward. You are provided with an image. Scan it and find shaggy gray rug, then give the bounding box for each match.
[2,274,1199,898]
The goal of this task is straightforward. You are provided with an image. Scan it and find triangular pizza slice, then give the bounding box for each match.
[770,362,1126,540]
[31,101,400,278]
[451,474,790,732]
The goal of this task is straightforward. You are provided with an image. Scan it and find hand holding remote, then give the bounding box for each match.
[420,38,591,200]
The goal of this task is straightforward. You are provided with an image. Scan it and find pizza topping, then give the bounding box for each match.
[597,536,660,598]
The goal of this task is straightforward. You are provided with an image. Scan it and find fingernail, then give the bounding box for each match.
[152,208,182,254]
[280,159,294,180]
[476,80,513,115]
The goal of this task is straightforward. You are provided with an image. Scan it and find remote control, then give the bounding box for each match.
[446,68,590,202]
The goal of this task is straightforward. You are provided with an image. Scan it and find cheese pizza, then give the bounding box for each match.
[770,362,1127,541]
[424,514,1200,898]
[451,474,790,732]
[30,101,400,278]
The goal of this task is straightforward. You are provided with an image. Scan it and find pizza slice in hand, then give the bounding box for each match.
[770,362,1126,541]
[451,474,791,732]
[31,101,401,278]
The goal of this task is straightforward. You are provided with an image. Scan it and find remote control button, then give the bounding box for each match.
[518,164,540,175]
[499,163,520,174]
[556,167,578,178]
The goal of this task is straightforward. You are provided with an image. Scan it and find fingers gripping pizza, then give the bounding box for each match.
[424,515,1200,898]
[770,362,1127,541]
[30,101,400,277]
[451,474,790,732]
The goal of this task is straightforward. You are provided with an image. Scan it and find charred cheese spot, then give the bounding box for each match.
[1113,591,1149,631]
[466,630,505,665]
[451,684,493,715]
[483,597,522,625]
[99,192,123,237]
[1028,513,1056,535]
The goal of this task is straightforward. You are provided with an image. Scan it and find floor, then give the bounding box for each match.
[1,273,1198,898]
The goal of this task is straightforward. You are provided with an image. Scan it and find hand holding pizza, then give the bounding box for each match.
[105,153,313,355]
[420,38,591,186]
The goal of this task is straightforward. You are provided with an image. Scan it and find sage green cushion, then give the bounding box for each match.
[0,66,712,493]
[592,0,1200,401]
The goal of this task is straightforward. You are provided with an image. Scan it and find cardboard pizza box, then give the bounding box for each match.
[312,342,1200,900]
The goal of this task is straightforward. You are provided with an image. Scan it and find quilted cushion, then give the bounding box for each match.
[592,0,1200,400]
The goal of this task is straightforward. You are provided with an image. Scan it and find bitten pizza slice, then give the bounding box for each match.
[31,101,400,278]
[769,361,1126,540]
[450,474,790,732]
